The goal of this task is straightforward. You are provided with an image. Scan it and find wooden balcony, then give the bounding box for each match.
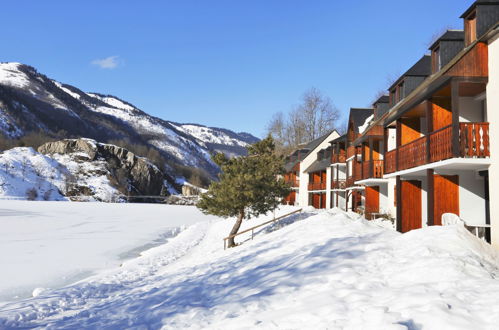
[361,160,384,180]
[385,122,489,174]
[353,162,362,181]
[331,153,346,164]
[285,180,299,188]
[331,180,346,190]
[308,182,326,191]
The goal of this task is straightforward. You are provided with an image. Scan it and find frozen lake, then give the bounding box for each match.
[0,201,216,302]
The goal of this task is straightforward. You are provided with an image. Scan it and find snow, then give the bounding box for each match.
[2,206,499,328]
[87,93,136,112]
[0,63,31,89]
[53,81,81,100]
[174,123,249,148]
[0,202,217,302]
[358,114,374,134]
[0,147,68,201]
[0,147,129,202]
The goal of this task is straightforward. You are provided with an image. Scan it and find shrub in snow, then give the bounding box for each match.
[25,187,38,201]
[197,136,290,248]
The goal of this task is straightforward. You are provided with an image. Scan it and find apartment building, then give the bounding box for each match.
[281,0,499,245]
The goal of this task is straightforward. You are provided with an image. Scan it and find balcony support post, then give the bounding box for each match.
[427,169,434,226]
[369,137,374,178]
[451,79,460,157]
[396,175,402,233]
[426,101,433,163]
[396,120,401,171]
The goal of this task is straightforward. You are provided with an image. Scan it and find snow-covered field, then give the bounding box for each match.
[2,205,499,329]
[0,201,218,302]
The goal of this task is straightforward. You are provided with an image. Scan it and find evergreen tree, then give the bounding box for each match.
[197,136,290,248]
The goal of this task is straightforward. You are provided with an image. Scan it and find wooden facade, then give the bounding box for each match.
[399,180,422,232]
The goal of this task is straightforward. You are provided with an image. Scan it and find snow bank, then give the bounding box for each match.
[1,207,499,329]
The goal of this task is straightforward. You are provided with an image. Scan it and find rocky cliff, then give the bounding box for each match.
[37,138,176,201]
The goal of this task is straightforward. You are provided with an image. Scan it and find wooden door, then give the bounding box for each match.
[365,186,380,217]
[401,180,422,232]
[434,175,459,225]
[313,193,320,208]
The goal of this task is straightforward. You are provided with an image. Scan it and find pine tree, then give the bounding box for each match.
[197,136,290,248]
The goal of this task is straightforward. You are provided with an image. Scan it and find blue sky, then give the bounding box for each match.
[1,0,474,137]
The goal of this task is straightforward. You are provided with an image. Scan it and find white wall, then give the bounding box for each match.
[326,167,332,209]
[487,33,499,247]
[338,166,346,180]
[297,131,340,207]
[458,171,486,226]
[387,128,396,151]
[387,178,397,218]
[421,177,428,227]
[459,96,484,122]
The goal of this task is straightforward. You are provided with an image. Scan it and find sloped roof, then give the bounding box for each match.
[330,134,347,144]
[389,55,431,90]
[304,158,330,173]
[404,55,432,76]
[283,131,338,172]
[373,95,389,105]
[461,0,499,18]
[349,108,374,134]
[429,30,464,50]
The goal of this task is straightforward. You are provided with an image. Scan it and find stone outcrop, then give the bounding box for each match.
[38,138,173,199]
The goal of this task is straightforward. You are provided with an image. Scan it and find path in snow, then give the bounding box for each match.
[1,207,499,329]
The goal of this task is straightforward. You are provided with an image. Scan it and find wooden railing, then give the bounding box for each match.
[361,160,384,180]
[331,153,346,164]
[362,161,370,179]
[331,180,346,189]
[385,150,396,174]
[346,177,355,187]
[460,122,489,157]
[285,180,299,188]
[354,162,362,181]
[223,208,302,249]
[308,182,326,191]
[384,122,490,174]
[430,125,453,162]
[399,135,427,170]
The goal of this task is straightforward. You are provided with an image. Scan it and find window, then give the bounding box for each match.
[465,11,477,46]
[432,46,441,73]
[397,81,405,102]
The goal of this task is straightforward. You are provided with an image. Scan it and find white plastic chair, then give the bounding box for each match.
[441,213,464,226]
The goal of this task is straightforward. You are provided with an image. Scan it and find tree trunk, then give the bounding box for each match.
[227,210,244,248]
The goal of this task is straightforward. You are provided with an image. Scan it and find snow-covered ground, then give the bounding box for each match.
[0,201,218,302]
[1,206,499,329]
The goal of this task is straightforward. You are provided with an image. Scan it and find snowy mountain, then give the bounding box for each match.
[0,62,259,179]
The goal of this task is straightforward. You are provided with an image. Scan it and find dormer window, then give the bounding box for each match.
[464,10,477,46]
[397,81,404,102]
[432,46,441,73]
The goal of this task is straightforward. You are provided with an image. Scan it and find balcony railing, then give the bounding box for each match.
[308,182,326,191]
[385,122,489,174]
[361,160,384,180]
[285,180,299,188]
[331,179,346,190]
[331,153,346,164]
[354,162,362,181]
